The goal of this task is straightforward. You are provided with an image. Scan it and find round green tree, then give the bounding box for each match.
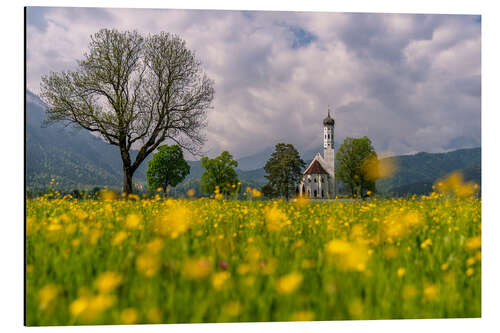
[146,145,190,196]
[335,136,377,198]
[200,151,239,196]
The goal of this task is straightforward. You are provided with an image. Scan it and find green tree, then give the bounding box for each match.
[146,145,190,196]
[263,143,305,200]
[40,29,214,194]
[200,151,239,196]
[335,136,377,198]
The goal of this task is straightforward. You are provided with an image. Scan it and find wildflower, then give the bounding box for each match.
[99,189,117,201]
[465,236,481,250]
[120,308,139,325]
[182,259,212,281]
[95,272,122,294]
[420,239,432,249]
[38,284,58,311]
[212,271,231,290]
[292,310,315,321]
[146,307,162,323]
[125,213,141,230]
[112,231,127,246]
[136,253,160,277]
[223,301,242,317]
[466,268,475,276]
[264,206,289,232]
[276,272,303,294]
[397,268,406,277]
[423,284,439,302]
[326,240,369,271]
[187,189,196,197]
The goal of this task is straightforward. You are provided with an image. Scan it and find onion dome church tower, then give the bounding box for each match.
[298,107,336,199]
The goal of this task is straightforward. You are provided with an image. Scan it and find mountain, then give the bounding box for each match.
[377,148,481,196]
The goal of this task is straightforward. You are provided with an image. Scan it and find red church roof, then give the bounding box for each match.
[303,159,328,175]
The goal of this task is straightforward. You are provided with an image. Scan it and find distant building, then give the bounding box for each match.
[298,108,336,199]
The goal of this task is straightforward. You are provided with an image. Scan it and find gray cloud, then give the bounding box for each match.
[26,7,481,160]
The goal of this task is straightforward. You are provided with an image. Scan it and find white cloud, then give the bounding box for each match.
[26,8,481,159]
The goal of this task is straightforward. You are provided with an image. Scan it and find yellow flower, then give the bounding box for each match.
[99,189,117,201]
[264,205,289,232]
[212,271,231,290]
[187,189,196,197]
[465,236,481,250]
[95,272,122,294]
[125,213,141,230]
[291,310,315,321]
[423,284,439,302]
[326,240,369,271]
[146,307,162,323]
[182,259,212,281]
[223,301,242,317]
[120,308,139,325]
[466,268,475,276]
[136,253,160,277]
[420,239,432,249]
[276,272,303,294]
[38,284,58,310]
[111,231,127,246]
[397,268,406,277]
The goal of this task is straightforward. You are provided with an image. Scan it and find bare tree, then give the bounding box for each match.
[40,29,214,194]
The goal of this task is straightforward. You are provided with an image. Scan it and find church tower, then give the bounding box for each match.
[323,107,335,175]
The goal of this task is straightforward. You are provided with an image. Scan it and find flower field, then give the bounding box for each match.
[26,190,481,325]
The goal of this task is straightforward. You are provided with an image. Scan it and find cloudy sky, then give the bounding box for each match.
[26,7,481,159]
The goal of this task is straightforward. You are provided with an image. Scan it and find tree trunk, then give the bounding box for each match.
[123,166,134,194]
[121,147,134,194]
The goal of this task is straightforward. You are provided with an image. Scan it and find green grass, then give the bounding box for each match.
[26,193,481,325]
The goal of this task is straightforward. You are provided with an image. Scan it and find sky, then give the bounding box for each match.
[26,7,481,159]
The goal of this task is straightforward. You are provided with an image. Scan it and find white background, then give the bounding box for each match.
[1,0,498,332]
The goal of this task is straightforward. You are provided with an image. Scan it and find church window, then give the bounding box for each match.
[325,134,327,139]
[314,190,317,197]
[322,189,324,198]
[314,177,317,183]
[328,134,330,139]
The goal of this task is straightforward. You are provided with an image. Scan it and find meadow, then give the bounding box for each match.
[26,182,481,325]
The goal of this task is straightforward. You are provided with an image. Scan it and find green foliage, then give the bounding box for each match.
[146,145,190,195]
[263,143,305,200]
[335,136,377,197]
[200,151,239,195]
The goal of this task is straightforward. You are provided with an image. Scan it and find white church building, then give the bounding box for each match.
[298,108,336,199]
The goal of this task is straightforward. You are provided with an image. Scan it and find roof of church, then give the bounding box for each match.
[323,109,335,126]
[303,159,329,175]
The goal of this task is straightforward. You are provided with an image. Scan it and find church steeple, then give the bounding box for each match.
[323,105,335,126]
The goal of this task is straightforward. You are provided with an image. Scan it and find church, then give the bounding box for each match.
[298,108,336,199]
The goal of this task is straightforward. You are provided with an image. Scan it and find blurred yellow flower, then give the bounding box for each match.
[397,268,406,277]
[136,253,160,277]
[125,213,141,230]
[276,272,303,294]
[264,205,289,232]
[111,231,128,246]
[291,310,315,321]
[465,236,481,250]
[38,284,58,311]
[212,271,231,290]
[120,307,139,325]
[182,259,212,281]
[95,272,122,294]
[223,301,242,317]
[423,284,439,302]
